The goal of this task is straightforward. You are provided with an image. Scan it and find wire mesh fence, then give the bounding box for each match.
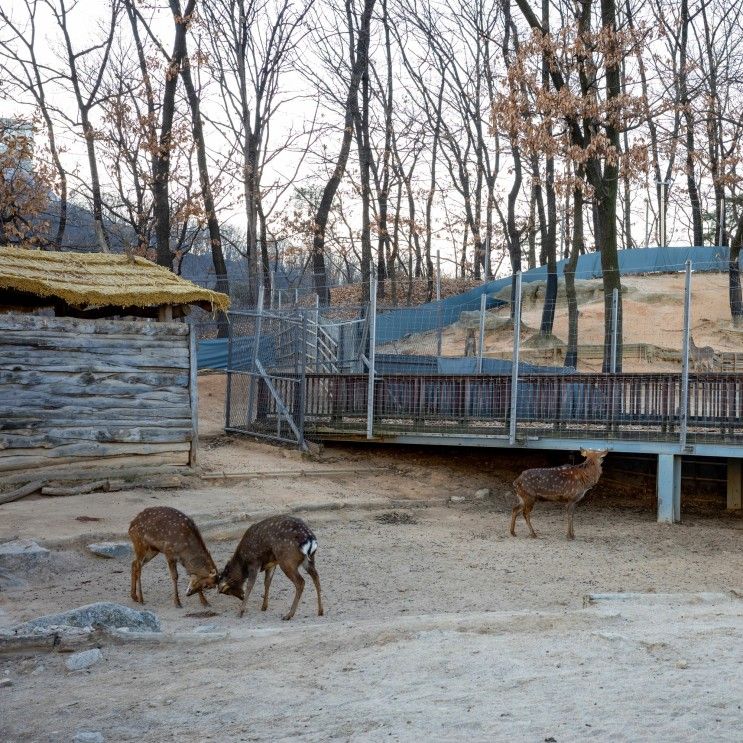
[223,260,743,449]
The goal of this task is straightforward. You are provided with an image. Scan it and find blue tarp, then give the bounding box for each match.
[199,246,732,370]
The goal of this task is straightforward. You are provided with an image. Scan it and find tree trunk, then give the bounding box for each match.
[180,52,229,336]
[565,186,582,369]
[539,152,558,336]
[153,0,196,268]
[311,0,376,305]
[729,216,743,328]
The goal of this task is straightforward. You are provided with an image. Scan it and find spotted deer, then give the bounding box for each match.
[689,336,716,371]
[464,328,477,357]
[510,449,608,540]
[218,515,323,621]
[128,507,219,608]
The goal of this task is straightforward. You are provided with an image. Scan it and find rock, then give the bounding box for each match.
[74,732,105,743]
[0,677,12,687]
[65,648,103,672]
[449,496,466,504]
[675,659,689,670]
[193,624,218,634]
[12,602,161,634]
[0,568,27,590]
[87,542,132,560]
[0,540,49,570]
[474,488,491,500]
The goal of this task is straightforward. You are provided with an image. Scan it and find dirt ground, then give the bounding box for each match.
[1,377,743,741]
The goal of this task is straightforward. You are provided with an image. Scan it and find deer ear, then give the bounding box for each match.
[580,448,587,456]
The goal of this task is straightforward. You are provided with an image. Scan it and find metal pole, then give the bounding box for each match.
[366,271,377,439]
[436,250,441,302]
[610,287,619,374]
[484,235,491,281]
[247,285,265,426]
[224,313,234,428]
[679,260,692,450]
[476,292,486,374]
[509,272,522,445]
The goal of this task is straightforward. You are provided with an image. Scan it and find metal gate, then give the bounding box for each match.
[225,305,368,448]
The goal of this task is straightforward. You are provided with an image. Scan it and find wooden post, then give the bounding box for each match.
[188,323,199,467]
[727,458,742,511]
[657,453,681,523]
[158,305,173,322]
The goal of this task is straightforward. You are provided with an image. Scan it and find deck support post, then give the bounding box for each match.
[366,271,377,440]
[727,458,742,511]
[657,453,681,523]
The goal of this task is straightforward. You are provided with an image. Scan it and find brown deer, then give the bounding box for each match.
[218,515,323,621]
[128,506,219,608]
[689,336,716,371]
[464,328,477,357]
[510,449,608,540]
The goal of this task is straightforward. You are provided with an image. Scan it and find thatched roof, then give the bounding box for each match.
[0,247,230,312]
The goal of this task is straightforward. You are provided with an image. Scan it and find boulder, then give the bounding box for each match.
[474,488,491,500]
[65,648,103,672]
[74,733,105,743]
[12,602,160,634]
[87,542,133,560]
[0,540,49,570]
[0,568,27,591]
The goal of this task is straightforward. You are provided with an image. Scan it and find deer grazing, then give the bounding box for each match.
[218,515,323,621]
[129,506,219,608]
[510,449,608,540]
[689,336,716,371]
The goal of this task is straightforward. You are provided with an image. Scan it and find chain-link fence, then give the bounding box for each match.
[224,260,743,449]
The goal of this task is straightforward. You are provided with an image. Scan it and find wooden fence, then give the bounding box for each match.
[0,314,197,485]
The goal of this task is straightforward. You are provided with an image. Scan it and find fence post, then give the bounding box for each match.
[246,285,265,426]
[509,272,522,445]
[224,313,234,429]
[679,260,692,450]
[366,271,378,439]
[610,287,619,374]
[297,310,307,448]
[476,292,487,374]
[436,250,441,301]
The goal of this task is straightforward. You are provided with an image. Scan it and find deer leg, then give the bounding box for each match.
[198,590,210,607]
[238,567,259,618]
[305,561,324,617]
[166,557,182,608]
[522,501,538,538]
[510,492,524,536]
[130,558,142,603]
[261,566,276,611]
[566,502,576,540]
[279,561,305,621]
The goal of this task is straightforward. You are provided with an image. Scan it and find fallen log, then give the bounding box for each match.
[41,480,109,497]
[0,480,45,505]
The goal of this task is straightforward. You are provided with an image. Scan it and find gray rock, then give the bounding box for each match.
[449,495,466,504]
[0,568,27,591]
[65,648,103,672]
[0,677,12,687]
[74,733,105,743]
[87,542,133,560]
[0,540,49,570]
[474,488,491,500]
[193,624,218,634]
[12,602,161,634]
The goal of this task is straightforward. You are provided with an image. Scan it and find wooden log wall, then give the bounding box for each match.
[0,314,196,485]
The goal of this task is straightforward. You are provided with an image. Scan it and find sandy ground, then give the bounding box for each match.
[384,272,743,372]
[1,377,743,741]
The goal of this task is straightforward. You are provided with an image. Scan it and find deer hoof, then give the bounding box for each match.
[282,614,293,621]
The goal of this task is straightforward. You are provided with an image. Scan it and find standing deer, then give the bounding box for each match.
[218,515,323,621]
[510,449,608,540]
[689,336,716,371]
[464,328,477,357]
[129,506,219,608]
